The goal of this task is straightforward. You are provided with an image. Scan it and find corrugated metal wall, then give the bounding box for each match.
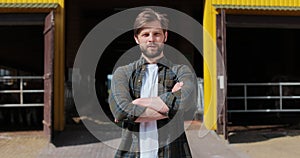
[0,0,61,4]
[0,0,62,12]
[212,0,300,7]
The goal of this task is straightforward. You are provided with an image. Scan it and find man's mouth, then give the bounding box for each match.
[147,44,157,48]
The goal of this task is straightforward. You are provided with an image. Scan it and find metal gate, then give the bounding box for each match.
[228,82,300,112]
[0,76,44,107]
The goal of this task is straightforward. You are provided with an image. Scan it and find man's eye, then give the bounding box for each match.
[142,33,149,37]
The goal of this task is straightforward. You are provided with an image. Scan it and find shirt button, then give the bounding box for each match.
[138,79,141,83]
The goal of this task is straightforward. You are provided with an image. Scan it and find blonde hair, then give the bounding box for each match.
[133,8,169,36]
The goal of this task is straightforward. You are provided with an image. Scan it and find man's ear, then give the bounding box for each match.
[134,35,139,44]
[164,31,168,42]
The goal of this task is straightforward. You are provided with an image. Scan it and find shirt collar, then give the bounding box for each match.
[137,55,173,68]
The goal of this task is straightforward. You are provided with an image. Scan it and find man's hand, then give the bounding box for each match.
[172,82,183,92]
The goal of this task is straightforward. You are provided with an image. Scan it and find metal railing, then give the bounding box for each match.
[0,76,44,107]
[197,78,204,113]
[227,82,300,112]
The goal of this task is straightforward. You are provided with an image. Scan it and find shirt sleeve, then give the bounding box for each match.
[109,66,146,122]
[159,65,198,119]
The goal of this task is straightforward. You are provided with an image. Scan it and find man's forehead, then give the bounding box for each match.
[136,20,166,35]
[139,27,164,32]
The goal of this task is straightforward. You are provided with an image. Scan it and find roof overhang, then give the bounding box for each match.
[213,5,300,11]
[0,3,58,8]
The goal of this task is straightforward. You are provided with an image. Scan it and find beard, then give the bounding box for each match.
[140,43,164,59]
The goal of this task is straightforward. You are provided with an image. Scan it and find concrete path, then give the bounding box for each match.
[0,121,253,158]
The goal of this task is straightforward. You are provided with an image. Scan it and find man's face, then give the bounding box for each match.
[134,20,168,59]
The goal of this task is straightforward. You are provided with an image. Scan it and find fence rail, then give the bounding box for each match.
[0,76,44,107]
[227,82,300,112]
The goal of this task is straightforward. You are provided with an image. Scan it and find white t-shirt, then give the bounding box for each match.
[139,64,159,158]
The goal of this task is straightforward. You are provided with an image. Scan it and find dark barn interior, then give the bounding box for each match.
[227,26,300,126]
[0,19,45,131]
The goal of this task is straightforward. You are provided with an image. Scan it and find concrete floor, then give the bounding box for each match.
[1,122,300,158]
[228,124,300,158]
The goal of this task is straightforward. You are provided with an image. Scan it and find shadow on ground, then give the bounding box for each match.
[228,123,300,144]
[52,111,204,147]
[52,121,122,147]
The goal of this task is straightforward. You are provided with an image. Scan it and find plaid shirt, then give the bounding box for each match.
[109,56,197,158]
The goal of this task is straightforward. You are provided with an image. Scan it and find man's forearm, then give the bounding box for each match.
[132,97,169,113]
[132,82,183,112]
[135,108,167,122]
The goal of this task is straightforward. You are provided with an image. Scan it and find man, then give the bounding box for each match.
[109,8,197,158]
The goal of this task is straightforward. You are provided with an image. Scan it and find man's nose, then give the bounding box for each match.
[147,33,155,42]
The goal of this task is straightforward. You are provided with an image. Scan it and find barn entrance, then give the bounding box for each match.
[225,15,300,126]
[0,12,54,136]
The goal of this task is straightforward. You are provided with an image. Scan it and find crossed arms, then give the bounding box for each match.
[132,82,183,122]
[109,65,197,123]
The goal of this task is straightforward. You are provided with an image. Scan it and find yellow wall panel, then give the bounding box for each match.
[203,0,218,130]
